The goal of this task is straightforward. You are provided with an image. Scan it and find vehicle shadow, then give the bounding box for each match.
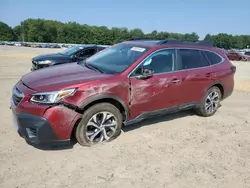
[29,110,195,151]
[122,110,195,132]
[26,139,78,151]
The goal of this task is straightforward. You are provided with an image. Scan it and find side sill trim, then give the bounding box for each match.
[124,102,196,126]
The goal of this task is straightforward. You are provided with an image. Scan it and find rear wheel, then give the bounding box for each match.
[195,86,221,117]
[75,103,122,146]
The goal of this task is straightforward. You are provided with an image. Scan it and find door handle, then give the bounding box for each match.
[171,79,181,84]
[206,73,212,77]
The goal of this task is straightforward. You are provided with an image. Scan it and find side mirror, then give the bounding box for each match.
[72,54,78,60]
[135,67,153,79]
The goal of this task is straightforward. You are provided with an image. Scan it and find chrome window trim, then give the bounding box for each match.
[127,47,225,78]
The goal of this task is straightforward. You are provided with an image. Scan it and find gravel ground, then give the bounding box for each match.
[0,46,250,188]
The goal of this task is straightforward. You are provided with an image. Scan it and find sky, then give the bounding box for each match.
[0,0,249,39]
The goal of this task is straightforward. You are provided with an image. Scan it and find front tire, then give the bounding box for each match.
[195,86,221,117]
[75,103,123,147]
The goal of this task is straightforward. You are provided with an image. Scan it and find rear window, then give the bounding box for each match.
[204,51,223,65]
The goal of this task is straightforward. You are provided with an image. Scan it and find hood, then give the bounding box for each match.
[32,53,71,61]
[21,63,112,91]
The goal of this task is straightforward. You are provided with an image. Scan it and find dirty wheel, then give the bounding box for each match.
[75,103,122,146]
[195,86,221,117]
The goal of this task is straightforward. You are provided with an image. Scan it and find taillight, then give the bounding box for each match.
[230,65,236,73]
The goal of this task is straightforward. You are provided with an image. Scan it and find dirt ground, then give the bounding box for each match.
[0,46,250,188]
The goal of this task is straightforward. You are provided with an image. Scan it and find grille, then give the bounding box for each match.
[12,86,24,106]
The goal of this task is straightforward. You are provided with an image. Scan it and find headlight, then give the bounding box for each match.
[38,60,52,65]
[30,88,76,104]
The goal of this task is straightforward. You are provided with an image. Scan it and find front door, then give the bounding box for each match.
[128,48,183,119]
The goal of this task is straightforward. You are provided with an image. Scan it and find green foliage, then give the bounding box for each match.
[0,21,15,41]
[0,19,249,49]
[204,33,250,49]
[2,19,200,45]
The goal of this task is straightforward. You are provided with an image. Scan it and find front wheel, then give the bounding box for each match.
[195,86,221,117]
[75,103,123,147]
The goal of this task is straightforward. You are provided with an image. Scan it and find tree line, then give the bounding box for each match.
[0,19,249,49]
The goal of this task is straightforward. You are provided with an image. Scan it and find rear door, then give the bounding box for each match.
[128,48,183,119]
[176,48,213,104]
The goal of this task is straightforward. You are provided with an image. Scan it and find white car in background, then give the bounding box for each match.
[14,43,22,46]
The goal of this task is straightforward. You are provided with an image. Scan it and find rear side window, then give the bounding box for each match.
[204,51,223,65]
[179,49,210,70]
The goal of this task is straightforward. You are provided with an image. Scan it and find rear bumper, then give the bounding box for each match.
[12,111,71,145]
[222,91,233,100]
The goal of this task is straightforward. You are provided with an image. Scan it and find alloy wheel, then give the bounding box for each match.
[85,111,117,143]
[205,91,220,113]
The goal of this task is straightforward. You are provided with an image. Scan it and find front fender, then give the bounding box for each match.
[79,94,129,118]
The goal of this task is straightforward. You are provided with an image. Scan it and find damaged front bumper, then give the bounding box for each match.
[10,102,81,146]
[12,111,71,145]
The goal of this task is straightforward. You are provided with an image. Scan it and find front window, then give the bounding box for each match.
[132,49,176,76]
[79,43,150,74]
[61,46,84,56]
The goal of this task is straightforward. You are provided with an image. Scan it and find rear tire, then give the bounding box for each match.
[75,103,123,147]
[195,86,221,117]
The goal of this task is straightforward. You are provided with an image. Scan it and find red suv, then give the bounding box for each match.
[10,39,236,147]
[226,50,248,61]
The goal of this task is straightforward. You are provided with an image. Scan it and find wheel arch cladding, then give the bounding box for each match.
[211,83,224,98]
[70,95,128,139]
[78,94,128,121]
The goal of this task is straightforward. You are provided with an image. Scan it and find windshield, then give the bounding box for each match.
[61,46,83,56]
[80,43,149,74]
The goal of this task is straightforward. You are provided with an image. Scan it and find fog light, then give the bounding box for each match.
[26,128,37,138]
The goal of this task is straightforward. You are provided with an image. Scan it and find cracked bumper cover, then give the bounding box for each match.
[14,112,71,145]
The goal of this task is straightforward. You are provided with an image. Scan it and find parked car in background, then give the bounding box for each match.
[226,50,248,61]
[31,44,109,71]
[6,42,14,46]
[244,51,250,61]
[11,38,236,147]
[48,44,61,48]
[244,51,250,56]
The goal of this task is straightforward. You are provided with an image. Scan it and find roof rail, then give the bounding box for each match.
[124,38,215,47]
[157,39,215,47]
[194,40,215,47]
[125,38,158,41]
